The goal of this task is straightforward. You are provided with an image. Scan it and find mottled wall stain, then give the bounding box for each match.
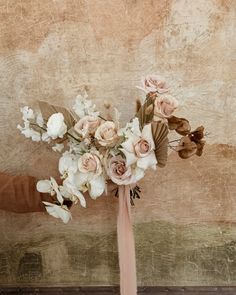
[0,0,236,287]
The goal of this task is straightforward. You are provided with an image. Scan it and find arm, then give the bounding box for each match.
[0,172,54,213]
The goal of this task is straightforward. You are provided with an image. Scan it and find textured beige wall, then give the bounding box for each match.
[0,0,236,287]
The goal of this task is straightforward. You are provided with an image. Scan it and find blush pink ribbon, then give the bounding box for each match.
[117,185,137,295]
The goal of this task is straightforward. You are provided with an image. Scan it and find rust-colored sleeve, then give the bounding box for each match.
[0,172,54,213]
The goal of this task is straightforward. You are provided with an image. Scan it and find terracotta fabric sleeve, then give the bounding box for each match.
[0,172,54,213]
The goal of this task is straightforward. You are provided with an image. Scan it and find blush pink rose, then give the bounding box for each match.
[78,153,102,175]
[74,116,100,137]
[134,138,151,158]
[154,94,178,119]
[140,75,169,94]
[107,155,132,185]
[95,121,118,147]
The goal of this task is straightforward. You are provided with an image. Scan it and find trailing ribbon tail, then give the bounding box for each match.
[117,185,137,295]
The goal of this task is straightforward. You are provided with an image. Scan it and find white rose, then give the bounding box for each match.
[95,121,118,147]
[47,113,67,139]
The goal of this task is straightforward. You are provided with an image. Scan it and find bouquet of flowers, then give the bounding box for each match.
[18,75,205,224]
[18,75,205,295]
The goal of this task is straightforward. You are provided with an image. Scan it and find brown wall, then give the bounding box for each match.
[0,0,236,287]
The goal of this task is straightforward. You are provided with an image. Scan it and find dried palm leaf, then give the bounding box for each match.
[38,100,76,129]
[136,97,155,128]
[136,99,142,113]
[151,122,169,167]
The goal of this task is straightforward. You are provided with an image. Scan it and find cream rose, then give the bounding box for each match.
[154,94,178,119]
[74,116,100,138]
[107,155,132,185]
[140,75,168,94]
[78,153,102,175]
[95,121,118,146]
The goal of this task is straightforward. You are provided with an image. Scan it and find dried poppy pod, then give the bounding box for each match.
[189,126,205,157]
[189,126,204,142]
[167,116,191,136]
[196,141,205,156]
[176,136,198,159]
[176,126,206,159]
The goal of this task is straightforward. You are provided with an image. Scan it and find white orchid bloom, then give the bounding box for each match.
[37,177,64,204]
[52,143,64,153]
[22,128,41,142]
[47,113,67,139]
[20,106,35,121]
[41,132,51,142]
[73,93,99,118]
[18,107,46,142]
[43,202,72,224]
[63,175,86,208]
[89,176,106,199]
[59,152,78,176]
[120,120,157,170]
[118,117,141,138]
[17,124,41,142]
[36,179,52,193]
[72,171,105,200]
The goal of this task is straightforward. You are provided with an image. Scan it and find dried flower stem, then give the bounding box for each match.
[30,123,47,132]
[168,144,178,151]
[168,139,181,144]
[98,115,107,121]
[66,132,80,143]
[30,122,80,143]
